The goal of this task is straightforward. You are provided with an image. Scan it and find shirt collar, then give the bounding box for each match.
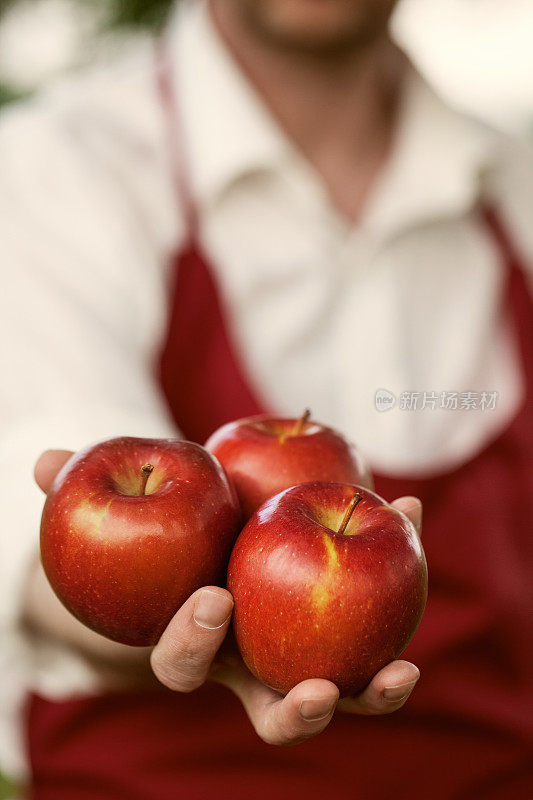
[361,71,499,238]
[166,0,499,236]
[167,0,290,204]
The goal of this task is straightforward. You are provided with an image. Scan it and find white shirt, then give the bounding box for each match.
[1,0,533,778]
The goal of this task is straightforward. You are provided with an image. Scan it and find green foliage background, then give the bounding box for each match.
[103,0,174,29]
[0,770,20,800]
[0,0,176,106]
[0,0,174,30]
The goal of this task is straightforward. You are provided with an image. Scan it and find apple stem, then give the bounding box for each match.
[337,492,363,535]
[293,408,311,436]
[139,464,154,496]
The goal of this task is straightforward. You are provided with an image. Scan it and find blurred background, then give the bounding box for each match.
[0,2,532,798]
[1,0,533,135]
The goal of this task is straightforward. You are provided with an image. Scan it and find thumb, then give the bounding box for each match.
[390,496,422,537]
[34,450,74,494]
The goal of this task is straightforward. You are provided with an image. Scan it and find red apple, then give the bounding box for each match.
[227,482,427,696]
[205,410,371,519]
[40,436,241,646]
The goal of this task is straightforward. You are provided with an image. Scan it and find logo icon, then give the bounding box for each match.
[375,389,396,412]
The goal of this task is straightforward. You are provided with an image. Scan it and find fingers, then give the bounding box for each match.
[391,496,422,537]
[219,668,339,746]
[153,591,339,745]
[151,587,234,693]
[338,660,420,715]
[152,594,417,741]
[256,679,339,746]
[360,462,375,491]
[34,450,73,493]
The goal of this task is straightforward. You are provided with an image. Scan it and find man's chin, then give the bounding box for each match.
[232,0,396,57]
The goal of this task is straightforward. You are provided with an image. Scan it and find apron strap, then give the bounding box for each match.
[155,39,267,443]
[481,204,533,393]
[155,37,200,242]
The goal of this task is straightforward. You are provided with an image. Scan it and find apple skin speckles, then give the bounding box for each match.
[40,437,241,646]
[227,481,427,697]
[205,413,371,520]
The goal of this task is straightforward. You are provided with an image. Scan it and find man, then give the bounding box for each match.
[1,0,532,797]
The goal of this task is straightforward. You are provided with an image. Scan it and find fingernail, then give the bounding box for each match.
[193,590,233,630]
[383,680,418,703]
[299,697,336,722]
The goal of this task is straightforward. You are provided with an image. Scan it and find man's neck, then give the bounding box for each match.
[211,1,406,223]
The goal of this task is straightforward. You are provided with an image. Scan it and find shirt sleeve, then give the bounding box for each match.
[0,83,180,634]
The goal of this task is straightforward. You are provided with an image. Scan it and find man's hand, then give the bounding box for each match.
[151,494,423,746]
[33,449,422,745]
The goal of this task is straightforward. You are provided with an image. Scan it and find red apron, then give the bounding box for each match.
[25,58,533,800]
